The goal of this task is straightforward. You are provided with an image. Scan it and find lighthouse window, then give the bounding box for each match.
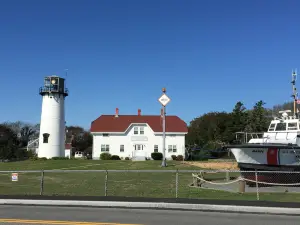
[288,122,298,130]
[275,123,286,131]
[43,133,50,143]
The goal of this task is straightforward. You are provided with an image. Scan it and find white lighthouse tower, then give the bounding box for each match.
[38,75,69,158]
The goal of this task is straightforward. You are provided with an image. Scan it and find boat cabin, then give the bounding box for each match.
[248,110,300,145]
[268,120,299,132]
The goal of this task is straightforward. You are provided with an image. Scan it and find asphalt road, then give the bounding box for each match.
[0,205,298,225]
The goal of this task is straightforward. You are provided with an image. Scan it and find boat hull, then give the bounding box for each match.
[228,144,300,185]
[239,163,300,186]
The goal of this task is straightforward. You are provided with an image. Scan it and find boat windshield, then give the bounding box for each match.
[288,122,298,130]
[268,123,276,131]
[268,122,299,132]
[275,123,286,131]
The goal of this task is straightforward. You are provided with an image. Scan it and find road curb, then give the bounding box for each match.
[0,199,300,215]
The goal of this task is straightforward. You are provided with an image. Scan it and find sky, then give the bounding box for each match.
[1,0,300,130]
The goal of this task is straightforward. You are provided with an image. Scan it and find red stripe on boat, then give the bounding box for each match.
[267,148,278,165]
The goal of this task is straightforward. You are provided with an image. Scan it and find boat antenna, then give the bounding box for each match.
[292,69,298,117]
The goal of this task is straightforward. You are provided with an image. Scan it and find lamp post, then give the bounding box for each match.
[158,88,171,167]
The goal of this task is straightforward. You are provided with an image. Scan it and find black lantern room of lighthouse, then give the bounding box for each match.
[39,76,69,97]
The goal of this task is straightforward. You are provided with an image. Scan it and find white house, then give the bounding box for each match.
[90,108,188,160]
[65,143,75,159]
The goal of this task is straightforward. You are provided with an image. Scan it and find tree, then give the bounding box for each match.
[248,100,270,132]
[226,101,248,142]
[185,100,276,149]
[185,111,231,148]
[2,121,39,147]
[66,126,93,153]
[0,124,19,160]
[272,101,294,116]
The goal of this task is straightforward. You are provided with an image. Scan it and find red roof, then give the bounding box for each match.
[90,114,188,133]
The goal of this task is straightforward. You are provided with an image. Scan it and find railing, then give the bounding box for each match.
[39,87,69,95]
[235,132,264,143]
[2,169,300,202]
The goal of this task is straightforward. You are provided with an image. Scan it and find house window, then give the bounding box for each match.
[43,133,50,143]
[101,144,109,152]
[134,127,139,135]
[168,145,177,152]
[140,126,144,135]
[120,145,124,152]
[154,145,158,153]
[135,144,143,150]
[103,133,109,137]
[172,145,177,152]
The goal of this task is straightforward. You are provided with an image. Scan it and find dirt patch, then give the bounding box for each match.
[183,161,239,170]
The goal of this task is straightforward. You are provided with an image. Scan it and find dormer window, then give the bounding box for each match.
[133,126,145,135]
[134,127,139,135]
[140,127,144,135]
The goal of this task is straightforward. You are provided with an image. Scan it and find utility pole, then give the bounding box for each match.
[158,88,171,167]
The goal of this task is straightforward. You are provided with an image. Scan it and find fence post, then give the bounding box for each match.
[175,169,179,198]
[226,170,230,181]
[255,170,259,200]
[105,170,108,196]
[39,170,44,196]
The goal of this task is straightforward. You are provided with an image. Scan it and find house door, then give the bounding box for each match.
[134,144,145,157]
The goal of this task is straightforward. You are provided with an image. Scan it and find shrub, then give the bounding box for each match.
[125,157,130,160]
[111,155,121,160]
[30,156,38,161]
[39,157,47,161]
[176,155,184,161]
[100,153,111,160]
[27,150,37,159]
[52,157,69,160]
[151,152,163,160]
[171,155,177,160]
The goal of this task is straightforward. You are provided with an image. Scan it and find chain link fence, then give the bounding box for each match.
[1,170,300,202]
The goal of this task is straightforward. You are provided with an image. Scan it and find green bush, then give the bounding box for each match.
[39,157,47,160]
[52,157,69,160]
[100,152,111,160]
[111,155,121,160]
[176,155,184,161]
[29,156,38,161]
[125,157,130,160]
[151,152,163,160]
[171,155,177,160]
[27,149,37,159]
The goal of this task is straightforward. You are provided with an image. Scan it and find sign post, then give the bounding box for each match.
[158,88,171,167]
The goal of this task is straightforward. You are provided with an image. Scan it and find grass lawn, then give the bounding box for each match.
[0,159,200,171]
[0,159,298,202]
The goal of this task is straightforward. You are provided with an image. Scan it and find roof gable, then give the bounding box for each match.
[90,115,188,133]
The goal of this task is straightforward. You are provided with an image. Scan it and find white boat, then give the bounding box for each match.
[227,71,300,184]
